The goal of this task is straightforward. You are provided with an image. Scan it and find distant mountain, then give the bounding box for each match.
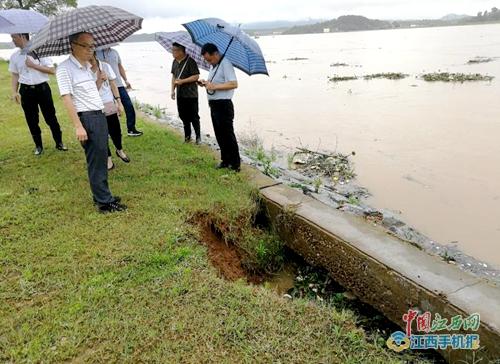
[242,19,323,30]
[284,15,393,35]
[119,7,500,42]
[441,14,472,21]
[282,8,500,36]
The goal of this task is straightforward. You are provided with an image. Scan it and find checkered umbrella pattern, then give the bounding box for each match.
[182,18,268,76]
[30,5,142,57]
[155,31,211,71]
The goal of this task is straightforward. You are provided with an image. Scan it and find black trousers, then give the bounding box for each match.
[209,99,240,168]
[177,97,200,140]
[105,113,123,156]
[79,111,114,205]
[19,82,62,148]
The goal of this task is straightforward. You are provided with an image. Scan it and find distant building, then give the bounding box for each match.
[323,28,331,33]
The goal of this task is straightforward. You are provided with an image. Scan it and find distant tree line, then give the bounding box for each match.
[0,0,77,16]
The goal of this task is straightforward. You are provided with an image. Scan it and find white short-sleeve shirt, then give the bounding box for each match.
[207,58,237,101]
[56,55,104,113]
[91,61,116,104]
[9,49,53,85]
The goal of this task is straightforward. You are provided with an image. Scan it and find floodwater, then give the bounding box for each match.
[2,24,499,267]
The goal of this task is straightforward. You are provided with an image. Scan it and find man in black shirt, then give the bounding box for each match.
[171,42,201,144]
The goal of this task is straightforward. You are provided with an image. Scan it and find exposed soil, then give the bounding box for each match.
[192,212,446,363]
[193,218,264,284]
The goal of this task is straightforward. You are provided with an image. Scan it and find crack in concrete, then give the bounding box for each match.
[447,280,482,296]
[259,182,283,190]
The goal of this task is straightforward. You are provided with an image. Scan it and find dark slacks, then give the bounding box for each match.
[19,82,62,147]
[118,86,136,132]
[177,97,200,140]
[79,111,114,205]
[209,99,240,168]
[105,113,123,156]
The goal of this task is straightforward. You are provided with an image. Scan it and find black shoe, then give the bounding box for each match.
[184,137,192,143]
[56,143,68,151]
[97,201,127,213]
[216,162,229,169]
[34,146,43,156]
[229,165,241,173]
[127,129,143,137]
[115,150,130,163]
[195,137,201,145]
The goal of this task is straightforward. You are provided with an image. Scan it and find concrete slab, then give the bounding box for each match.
[245,167,282,190]
[258,180,500,362]
[448,281,500,333]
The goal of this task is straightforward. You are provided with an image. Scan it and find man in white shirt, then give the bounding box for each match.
[9,33,67,155]
[199,43,240,172]
[56,32,126,213]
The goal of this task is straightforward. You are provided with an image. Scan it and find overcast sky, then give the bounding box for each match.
[0,0,497,42]
[78,0,499,33]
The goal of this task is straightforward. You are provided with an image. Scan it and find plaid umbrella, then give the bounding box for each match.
[30,5,142,57]
[0,9,48,34]
[155,31,210,72]
[182,18,268,76]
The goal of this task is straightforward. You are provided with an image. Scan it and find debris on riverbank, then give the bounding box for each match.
[135,99,500,285]
[291,148,356,184]
[421,72,494,82]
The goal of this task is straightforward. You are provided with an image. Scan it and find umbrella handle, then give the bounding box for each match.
[206,36,235,96]
[208,36,235,84]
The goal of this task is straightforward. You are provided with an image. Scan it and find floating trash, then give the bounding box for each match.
[363,73,408,80]
[467,57,494,64]
[421,72,494,82]
[328,75,358,82]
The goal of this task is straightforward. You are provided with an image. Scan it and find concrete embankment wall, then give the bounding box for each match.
[249,169,500,363]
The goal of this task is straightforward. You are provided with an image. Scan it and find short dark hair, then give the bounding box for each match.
[13,33,29,40]
[201,43,218,55]
[172,42,185,53]
[69,31,92,45]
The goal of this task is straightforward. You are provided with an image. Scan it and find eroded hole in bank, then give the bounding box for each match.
[191,212,447,363]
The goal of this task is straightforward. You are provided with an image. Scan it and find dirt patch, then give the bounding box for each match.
[198,222,246,281]
[194,219,264,284]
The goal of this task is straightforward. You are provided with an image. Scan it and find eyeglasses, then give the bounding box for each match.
[72,42,96,51]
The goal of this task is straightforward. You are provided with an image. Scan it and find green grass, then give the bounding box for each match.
[0,61,428,363]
